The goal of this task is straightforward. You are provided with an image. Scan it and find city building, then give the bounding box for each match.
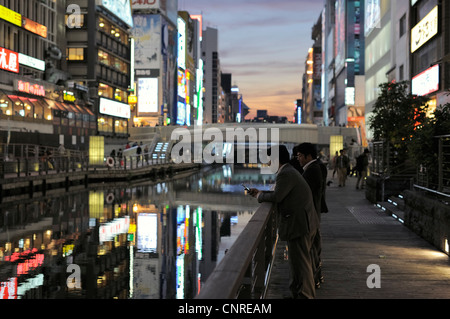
[65,0,134,149]
[321,0,335,127]
[314,0,365,131]
[202,27,224,124]
[221,74,248,123]
[410,0,450,114]
[131,1,178,128]
[0,0,95,149]
[333,0,365,128]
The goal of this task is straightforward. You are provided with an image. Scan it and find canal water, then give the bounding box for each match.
[0,165,274,299]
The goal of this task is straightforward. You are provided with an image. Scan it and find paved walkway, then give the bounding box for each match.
[266,172,450,299]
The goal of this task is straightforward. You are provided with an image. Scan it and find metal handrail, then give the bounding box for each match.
[0,152,172,179]
[413,184,450,199]
[196,202,278,299]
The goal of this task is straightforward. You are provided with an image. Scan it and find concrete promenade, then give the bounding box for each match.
[266,172,450,299]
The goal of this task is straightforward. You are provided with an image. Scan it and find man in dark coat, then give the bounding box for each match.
[249,145,319,299]
[296,143,328,288]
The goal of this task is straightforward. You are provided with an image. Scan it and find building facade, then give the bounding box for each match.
[202,27,224,124]
[410,0,450,114]
[66,0,134,148]
[0,0,96,150]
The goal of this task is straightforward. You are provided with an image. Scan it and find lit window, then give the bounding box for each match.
[67,48,84,61]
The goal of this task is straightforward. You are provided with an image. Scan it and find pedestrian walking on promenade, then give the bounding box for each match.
[336,149,349,187]
[144,145,149,165]
[332,151,338,178]
[296,143,328,288]
[249,145,319,299]
[356,148,370,189]
[136,142,142,166]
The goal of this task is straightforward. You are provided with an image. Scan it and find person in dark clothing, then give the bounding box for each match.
[249,145,319,299]
[356,148,370,189]
[296,143,328,288]
[290,145,304,174]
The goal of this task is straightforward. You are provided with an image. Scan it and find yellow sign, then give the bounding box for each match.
[411,6,438,53]
[128,95,137,105]
[0,5,21,27]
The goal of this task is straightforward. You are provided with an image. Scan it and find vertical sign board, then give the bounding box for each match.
[411,6,438,53]
[137,77,159,114]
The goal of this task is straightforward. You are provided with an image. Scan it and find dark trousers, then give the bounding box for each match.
[287,232,316,299]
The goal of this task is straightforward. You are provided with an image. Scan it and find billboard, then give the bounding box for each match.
[137,213,158,253]
[411,6,438,53]
[0,4,21,27]
[132,14,161,70]
[99,97,131,119]
[97,0,133,27]
[365,0,381,37]
[177,17,186,70]
[412,64,439,96]
[0,47,19,73]
[335,0,346,73]
[137,77,159,114]
[132,0,178,25]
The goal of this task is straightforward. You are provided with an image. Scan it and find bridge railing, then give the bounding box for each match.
[196,202,278,299]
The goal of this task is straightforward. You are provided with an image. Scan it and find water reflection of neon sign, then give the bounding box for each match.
[194,207,203,261]
[4,248,45,276]
[177,205,189,255]
[99,216,130,243]
[176,254,184,299]
[0,278,17,299]
[137,213,157,253]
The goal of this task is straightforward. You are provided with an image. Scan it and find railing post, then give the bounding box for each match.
[253,236,266,297]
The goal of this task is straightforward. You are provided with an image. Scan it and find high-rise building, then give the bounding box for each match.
[202,27,223,124]
[321,0,336,126]
[334,0,365,128]
[302,12,323,126]
[319,0,365,130]
[66,0,133,147]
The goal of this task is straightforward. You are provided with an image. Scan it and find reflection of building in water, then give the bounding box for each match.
[0,167,268,299]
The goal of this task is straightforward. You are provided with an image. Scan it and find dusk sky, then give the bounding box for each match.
[178,0,324,120]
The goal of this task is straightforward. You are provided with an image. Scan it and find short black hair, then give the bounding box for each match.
[296,143,317,159]
[268,145,290,164]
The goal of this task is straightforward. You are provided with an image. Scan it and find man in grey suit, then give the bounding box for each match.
[249,145,319,299]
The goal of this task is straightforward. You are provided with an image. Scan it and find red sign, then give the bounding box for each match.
[0,47,19,73]
[16,80,46,96]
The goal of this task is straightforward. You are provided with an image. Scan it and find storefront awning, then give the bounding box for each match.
[44,98,66,111]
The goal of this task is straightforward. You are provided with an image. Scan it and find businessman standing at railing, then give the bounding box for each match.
[249,145,319,299]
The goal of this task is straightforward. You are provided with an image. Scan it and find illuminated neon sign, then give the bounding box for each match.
[0,4,21,27]
[412,64,439,96]
[0,47,19,73]
[15,80,45,96]
[411,6,438,53]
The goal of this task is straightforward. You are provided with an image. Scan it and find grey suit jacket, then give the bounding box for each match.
[257,163,319,241]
